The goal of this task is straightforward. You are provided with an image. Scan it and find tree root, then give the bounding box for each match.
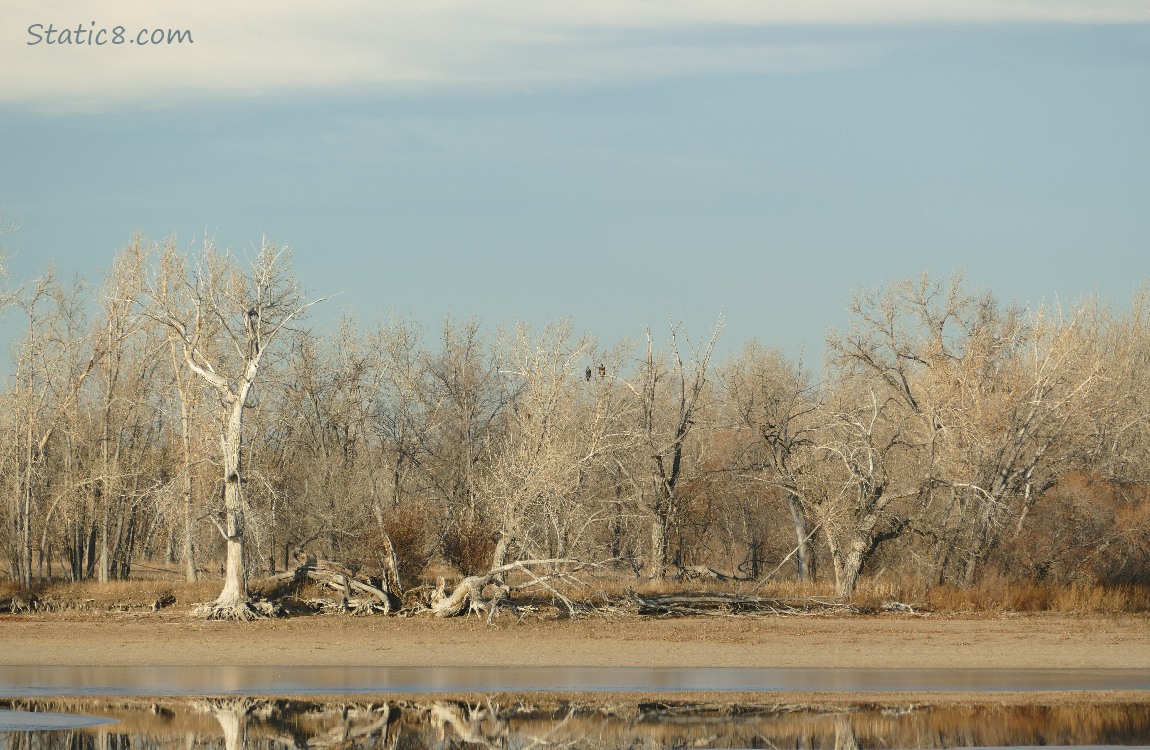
[192,599,279,620]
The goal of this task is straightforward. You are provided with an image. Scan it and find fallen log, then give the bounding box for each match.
[676,564,746,583]
[631,591,857,617]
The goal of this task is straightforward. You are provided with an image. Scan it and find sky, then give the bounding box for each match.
[2,0,1149,368]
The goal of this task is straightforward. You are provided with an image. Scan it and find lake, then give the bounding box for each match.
[2,666,1149,748]
[2,665,1149,697]
[2,695,1150,749]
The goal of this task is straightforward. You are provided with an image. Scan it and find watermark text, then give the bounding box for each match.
[27,22,193,47]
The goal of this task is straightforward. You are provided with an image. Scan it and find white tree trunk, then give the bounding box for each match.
[215,397,248,608]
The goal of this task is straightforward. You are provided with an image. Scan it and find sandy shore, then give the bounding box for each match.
[1,612,1147,669]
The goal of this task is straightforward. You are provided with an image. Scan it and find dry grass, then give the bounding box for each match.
[36,576,223,608]
[578,570,1149,616]
[1,565,224,611]
[949,580,1148,614]
[850,574,1150,615]
[0,579,25,600]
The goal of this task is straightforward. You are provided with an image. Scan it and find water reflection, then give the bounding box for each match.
[3,698,1150,750]
[4,666,1149,697]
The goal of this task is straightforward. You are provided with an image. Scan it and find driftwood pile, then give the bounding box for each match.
[630,591,858,617]
[269,556,399,614]
[0,591,48,614]
[260,555,892,619]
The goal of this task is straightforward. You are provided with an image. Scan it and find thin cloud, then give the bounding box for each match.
[4,0,1148,111]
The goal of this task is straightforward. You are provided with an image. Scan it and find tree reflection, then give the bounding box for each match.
[3,698,1149,750]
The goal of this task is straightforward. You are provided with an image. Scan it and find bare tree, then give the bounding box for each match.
[267,315,404,601]
[88,241,152,582]
[941,304,1100,583]
[5,235,1146,603]
[166,335,204,582]
[364,317,440,587]
[419,319,512,568]
[1060,288,1150,484]
[722,341,820,581]
[4,269,104,585]
[628,319,723,579]
[427,321,635,616]
[142,237,323,618]
[826,273,1101,589]
[483,321,613,561]
[806,384,922,597]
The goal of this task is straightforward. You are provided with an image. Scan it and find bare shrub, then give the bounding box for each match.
[371,506,434,588]
[441,520,496,577]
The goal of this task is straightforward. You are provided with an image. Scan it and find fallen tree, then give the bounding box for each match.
[429,558,587,619]
[268,556,399,614]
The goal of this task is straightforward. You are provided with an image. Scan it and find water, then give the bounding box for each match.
[0,710,113,731]
[2,665,1149,697]
[3,668,1148,748]
[2,697,1149,749]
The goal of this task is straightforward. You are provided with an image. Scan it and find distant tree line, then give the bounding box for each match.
[2,236,1148,606]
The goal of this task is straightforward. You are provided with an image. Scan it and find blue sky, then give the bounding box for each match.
[2,1,1149,365]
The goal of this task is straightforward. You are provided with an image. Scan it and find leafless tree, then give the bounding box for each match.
[142,236,324,618]
[483,321,624,561]
[627,318,723,579]
[826,273,1102,588]
[4,237,1147,603]
[807,382,924,597]
[85,241,154,582]
[3,269,105,585]
[419,319,512,568]
[722,341,820,581]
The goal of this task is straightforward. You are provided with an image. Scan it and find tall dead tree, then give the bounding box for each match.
[142,237,323,618]
[90,243,151,583]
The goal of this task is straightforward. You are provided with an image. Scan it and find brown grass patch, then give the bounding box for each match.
[845,573,1149,615]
